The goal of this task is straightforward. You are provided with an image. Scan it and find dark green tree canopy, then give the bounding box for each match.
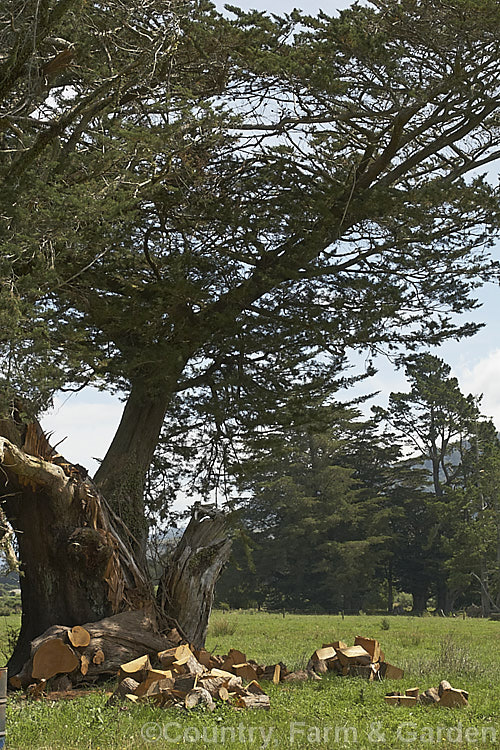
[2,0,500,420]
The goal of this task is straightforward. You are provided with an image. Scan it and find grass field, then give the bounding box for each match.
[3,611,499,749]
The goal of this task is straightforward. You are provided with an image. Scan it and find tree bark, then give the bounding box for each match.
[157,511,232,649]
[93,381,174,558]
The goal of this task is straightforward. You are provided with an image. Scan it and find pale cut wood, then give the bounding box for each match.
[273,664,281,684]
[32,638,80,680]
[335,645,371,667]
[68,626,91,648]
[118,654,151,682]
[312,646,336,662]
[354,636,381,662]
[218,686,229,701]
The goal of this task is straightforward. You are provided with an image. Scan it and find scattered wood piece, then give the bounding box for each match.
[405,687,419,698]
[439,688,468,708]
[399,695,418,706]
[420,687,440,705]
[336,645,372,667]
[32,639,80,680]
[107,677,140,706]
[236,693,270,710]
[354,636,381,663]
[118,654,151,682]
[379,662,404,680]
[273,664,281,684]
[68,626,91,649]
[185,687,215,710]
[92,649,105,666]
[27,679,47,699]
[438,679,453,697]
[218,686,230,701]
[246,680,265,695]
[233,663,259,683]
[80,654,89,676]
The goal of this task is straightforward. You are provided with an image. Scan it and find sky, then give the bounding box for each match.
[42,0,500,478]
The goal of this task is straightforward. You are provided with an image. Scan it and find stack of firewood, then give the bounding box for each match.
[305,636,404,681]
[108,645,276,710]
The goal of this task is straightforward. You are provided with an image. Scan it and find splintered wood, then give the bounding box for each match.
[386,680,469,708]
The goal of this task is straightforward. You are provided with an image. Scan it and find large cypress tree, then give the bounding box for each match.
[1,0,500,672]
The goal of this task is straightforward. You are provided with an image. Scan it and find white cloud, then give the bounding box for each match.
[457,349,500,429]
[41,389,123,476]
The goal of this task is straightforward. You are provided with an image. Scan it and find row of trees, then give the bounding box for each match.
[1,0,500,671]
[216,355,500,615]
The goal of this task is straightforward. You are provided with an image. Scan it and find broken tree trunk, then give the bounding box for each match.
[0,409,232,676]
[157,511,232,649]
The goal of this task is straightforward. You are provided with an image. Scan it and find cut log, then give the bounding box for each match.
[134,670,174,697]
[273,664,281,684]
[385,694,400,705]
[221,648,246,671]
[68,626,91,649]
[379,662,404,680]
[335,645,371,667]
[405,687,419,698]
[236,693,270,710]
[197,674,226,696]
[118,654,151,682]
[185,687,215,711]
[399,695,418,706]
[438,679,453,697]
[354,636,381,663]
[246,680,265,695]
[323,640,347,651]
[439,688,468,708]
[218,686,229,701]
[173,673,198,694]
[312,646,336,662]
[32,639,80,680]
[194,648,214,669]
[233,663,259,683]
[420,687,440,705]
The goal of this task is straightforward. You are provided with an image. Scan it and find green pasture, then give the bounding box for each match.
[3,612,499,749]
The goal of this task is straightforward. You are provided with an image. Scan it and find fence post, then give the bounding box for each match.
[0,667,6,749]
